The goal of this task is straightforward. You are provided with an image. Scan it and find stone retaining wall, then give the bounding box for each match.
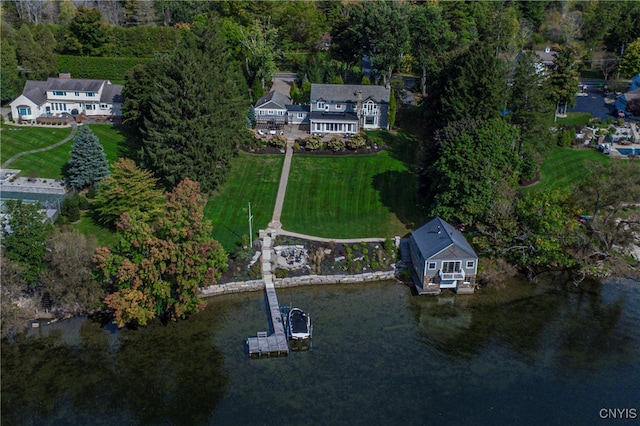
[199,270,397,298]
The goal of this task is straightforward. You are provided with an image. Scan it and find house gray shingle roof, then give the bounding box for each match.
[46,77,107,92]
[411,217,477,260]
[309,111,358,122]
[255,90,290,109]
[21,80,49,105]
[101,84,124,103]
[311,84,390,104]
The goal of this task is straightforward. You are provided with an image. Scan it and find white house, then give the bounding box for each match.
[309,84,390,135]
[10,73,123,122]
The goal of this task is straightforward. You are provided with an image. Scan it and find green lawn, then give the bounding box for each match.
[3,124,128,178]
[281,151,425,239]
[523,146,610,194]
[556,112,593,127]
[0,124,73,165]
[72,211,119,248]
[205,152,284,251]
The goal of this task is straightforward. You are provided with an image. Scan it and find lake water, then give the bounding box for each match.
[2,277,639,425]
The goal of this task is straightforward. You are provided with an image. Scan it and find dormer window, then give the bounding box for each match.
[317,101,325,110]
[336,104,342,110]
[52,91,66,96]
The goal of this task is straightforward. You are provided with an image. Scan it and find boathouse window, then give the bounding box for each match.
[428,262,436,270]
[442,261,461,273]
[466,261,474,269]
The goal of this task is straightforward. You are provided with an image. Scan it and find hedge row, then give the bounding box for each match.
[105,26,180,57]
[57,55,151,84]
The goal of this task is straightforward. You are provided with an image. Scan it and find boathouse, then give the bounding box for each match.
[408,217,478,295]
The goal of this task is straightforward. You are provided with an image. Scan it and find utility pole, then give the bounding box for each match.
[248,201,253,248]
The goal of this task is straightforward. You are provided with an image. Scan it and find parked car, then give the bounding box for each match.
[257,130,266,135]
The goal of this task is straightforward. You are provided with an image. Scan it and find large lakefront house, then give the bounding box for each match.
[408,217,478,295]
[309,84,390,134]
[9,73,123,122]
[254,83,390,134]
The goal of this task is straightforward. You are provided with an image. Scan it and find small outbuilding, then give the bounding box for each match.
[408,217,478,295]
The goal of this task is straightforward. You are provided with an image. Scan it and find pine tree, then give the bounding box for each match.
[136,30,250,192]
[67,125,110,190]
[549,46,579,120]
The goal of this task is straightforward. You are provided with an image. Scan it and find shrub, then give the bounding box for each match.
[61,195,81,222]
[77,194,91,210]
[305,135,324,150]
[275,268,289,278]
[557,129,574,147]
[327,136,345,151]
[293,142,301,150]
[346,133,366,149]
[270,135,286,148]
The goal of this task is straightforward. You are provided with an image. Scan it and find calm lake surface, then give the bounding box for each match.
[2,277,639,425]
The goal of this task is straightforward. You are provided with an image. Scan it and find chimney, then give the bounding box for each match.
[59,72,71,79]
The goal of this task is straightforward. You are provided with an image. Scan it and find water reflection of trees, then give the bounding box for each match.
[1,306,230,425]
[411,280,638,372]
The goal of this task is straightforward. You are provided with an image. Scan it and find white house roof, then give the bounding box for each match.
[534,48,557,65]
[311,84,390,104]
[411,217,477,260]
[255,90,290,110]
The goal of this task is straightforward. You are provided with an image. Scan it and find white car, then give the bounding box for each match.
[257,130,266,135]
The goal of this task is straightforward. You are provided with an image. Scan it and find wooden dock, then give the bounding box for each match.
[246,233,290,358]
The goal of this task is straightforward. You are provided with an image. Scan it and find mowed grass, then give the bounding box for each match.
[205,152,283,251]
[3,123,128,178]
[282,151,423,239]
[0,124,73,165]
[523,146,610,194]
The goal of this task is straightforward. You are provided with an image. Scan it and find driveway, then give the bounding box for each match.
[567,80,616,120]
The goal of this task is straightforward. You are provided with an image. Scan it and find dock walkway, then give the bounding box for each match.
[246,233,289,357]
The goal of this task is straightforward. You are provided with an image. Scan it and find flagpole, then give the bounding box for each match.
[248,202,253,248]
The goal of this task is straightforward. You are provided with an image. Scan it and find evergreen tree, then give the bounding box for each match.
[67,125,110,190]
[0,33,19,104]
[92,158,166,228]
[134,30,250,192]
[66,6,109,55]
[509,51,554,154]
[430,42,507,123]
[388,89,397,129]
[549,46,579,120]
[1,200,52,285]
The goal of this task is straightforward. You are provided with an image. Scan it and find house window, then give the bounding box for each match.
[86,104,96,111]
[18,107,31,116]
[52,91,66,96]
[428,262,436,270]
[100,104,108,110]
[317,102,325,110]
[442,261,461,273]
[74,92,80,96]
[259,110,264,115]
[87,92,95,97]
[365,116,375,125]
[466,261,474,269]
[297,112,304,119]
[336,104,342,110]
[315,123,321,131]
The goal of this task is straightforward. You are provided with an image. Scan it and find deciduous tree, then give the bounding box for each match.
[93,178,227,327]
[39,229,104,314]
[92,158,166,228]
[67,125,110,190]
[618,37,640,78]
[1,200,51,285]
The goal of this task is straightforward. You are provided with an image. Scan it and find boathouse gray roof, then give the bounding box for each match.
[255,90,290,110]
[411,217,477,260]
[310,84,390,104]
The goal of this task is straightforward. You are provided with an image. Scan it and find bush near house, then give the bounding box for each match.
[304,135,324,150]
[327,136,345,151]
